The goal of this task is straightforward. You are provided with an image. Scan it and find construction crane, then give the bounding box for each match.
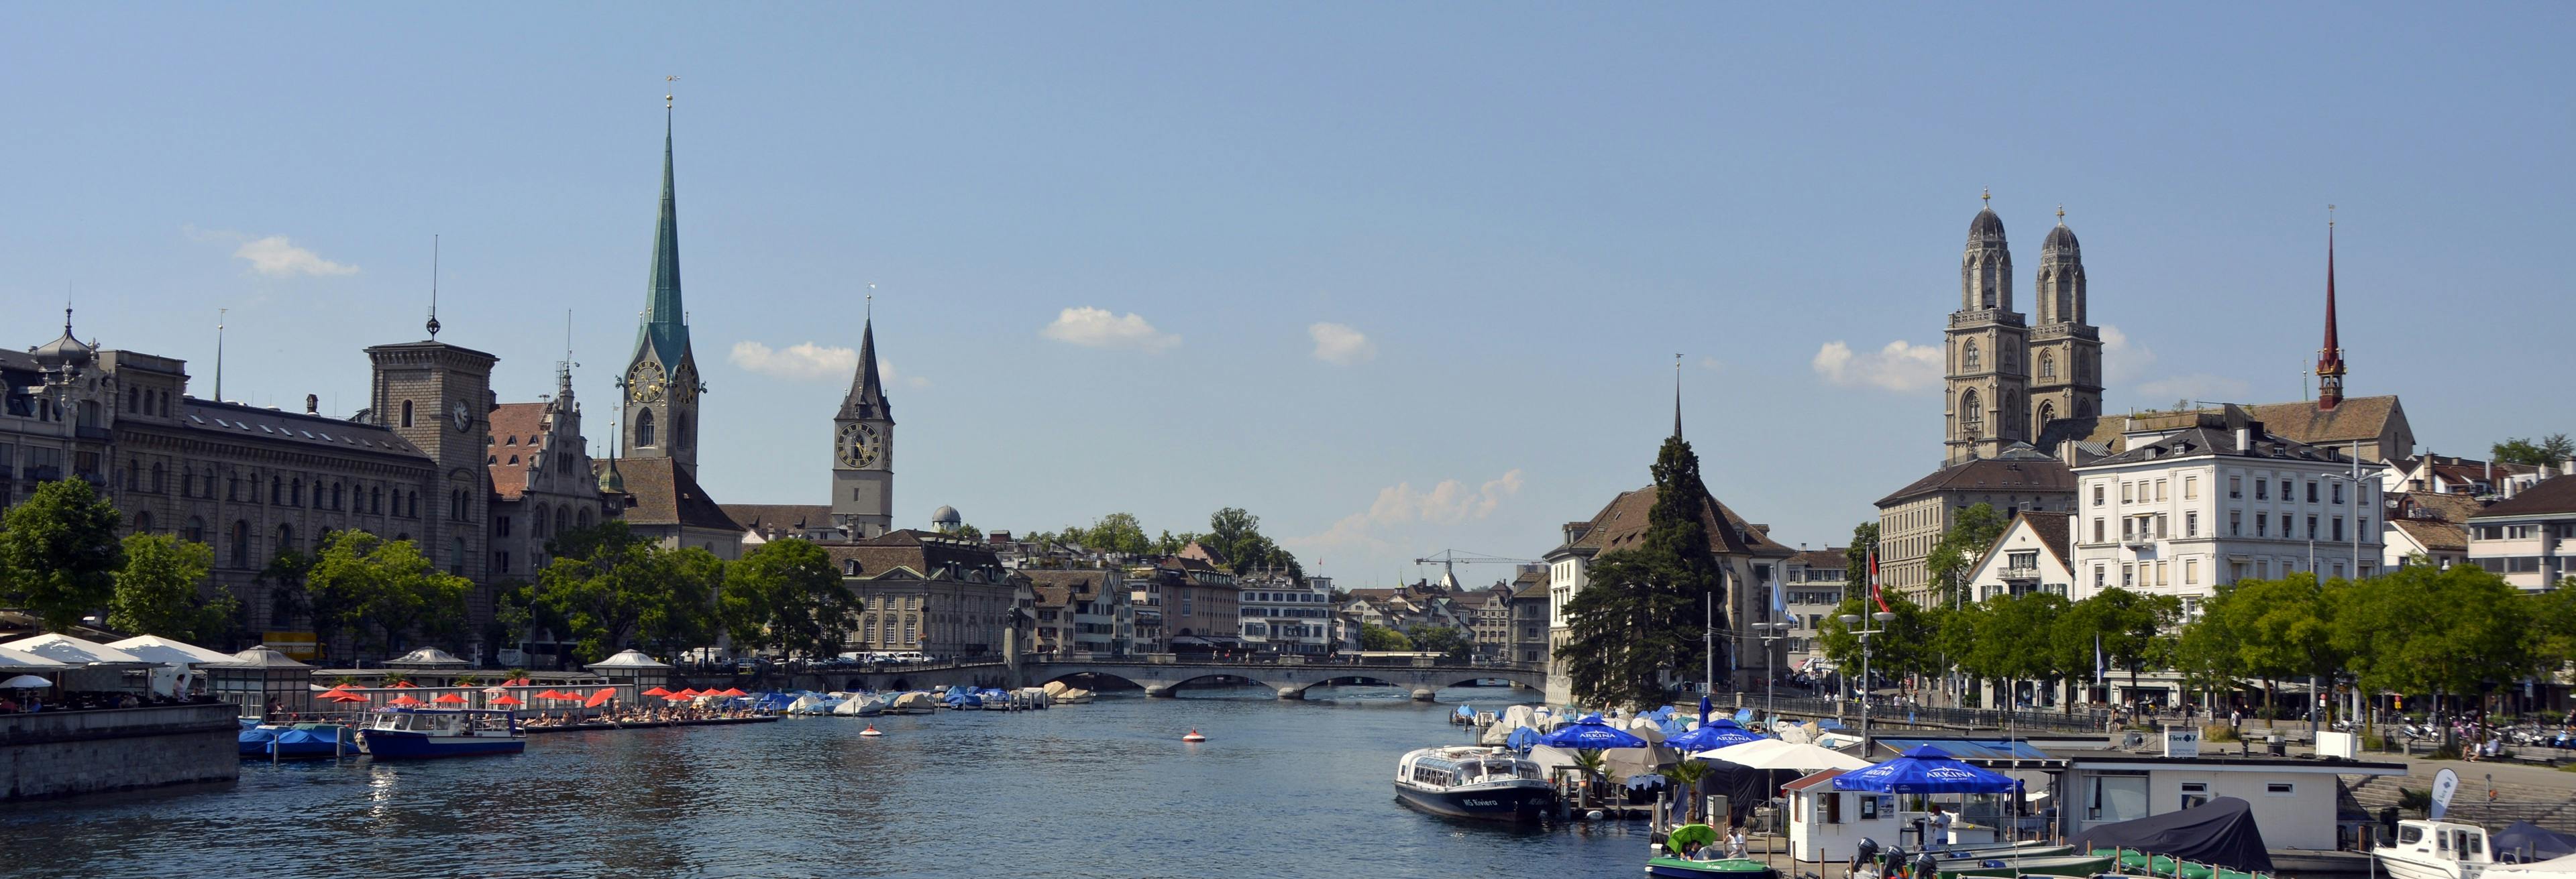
[1411,549,1542,591]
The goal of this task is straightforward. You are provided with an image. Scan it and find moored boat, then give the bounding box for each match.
[358,709,526,759]
[266,725,359,758]
[1931,854,2114,878]
[1646,857,1776,879]
[1392,744,1555,822]
[2381,820,2516,879]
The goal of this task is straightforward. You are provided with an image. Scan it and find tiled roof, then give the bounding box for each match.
[2086,425,2349,469]
[485,403,549,500]
[2389,518,2468,553]
[724,504,836,539]
[1877,450,2075,506]
[1561,481,1792,560]
[2394,491,2485,524]
[1022,569,1116,597]
[819,529,1016,585]
[1789,548,1847,569]
[2019,511,2075,570]
[2245,396,2402,445]
[611,458,741,532]
[2471,476,2576,520]
[178,398,426,459]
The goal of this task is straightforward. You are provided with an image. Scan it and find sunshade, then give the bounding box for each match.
[1697,739,1872,771]
[0,646,70,670]
[1830,744,2017,793]
[535,690,568,700]
[1666,719,1764,752]
[663,693,692,702]
[642,687,672,697]
[105,635,239,665]
[324,691,370,703]
[584,691,614,707]
[718,687,746,697]
[1,633,145,665]
[387,695,424,705]
[1666,823,1719,849]
[388,681,417,688]
[1540,715,1650,749]
[674,688,701,698]
[432,693,468,704]
[490,695,522,706]
[1,674,55,688]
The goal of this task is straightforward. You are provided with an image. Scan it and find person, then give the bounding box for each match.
[1927,803,1953,845]
[1676,839,1707,860]
[2230,707,2243,730]
[1725,825,1749,860]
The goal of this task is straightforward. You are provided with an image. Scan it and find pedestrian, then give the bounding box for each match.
[1927,803,1953,845]
[2230,707,2243,731]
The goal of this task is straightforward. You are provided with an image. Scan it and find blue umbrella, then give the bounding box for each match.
[1666,719,1764,752]
[1831,744,2017,793]
[1506,726,1541,752]
[1540,715,1650,749]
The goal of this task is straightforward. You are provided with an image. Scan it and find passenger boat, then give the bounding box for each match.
[358,709,526,759]
[1392,745,1556,822]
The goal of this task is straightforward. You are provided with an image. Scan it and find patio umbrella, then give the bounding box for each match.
[534,690,567,701]
[387,695,424,706]
[674,688,701,698]
[1,675,54,688]
[641,687,672,697]
[0,646,70,671]
[1539,715,1650,749]
[1665,719,1764,752]
[663,693,692,702]
[584,691,614,708]
[327,692,371,704]
[718,687,746,697]
[490,695,522,707]
[1831,744,2018,793]
[432,693,469,705]
[388,681,417,689]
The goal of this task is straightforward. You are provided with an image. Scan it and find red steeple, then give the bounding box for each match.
[2316,210,2347,411]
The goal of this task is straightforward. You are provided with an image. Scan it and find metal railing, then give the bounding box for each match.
[1762,695,2118,735]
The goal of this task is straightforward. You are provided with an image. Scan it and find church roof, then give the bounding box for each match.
[1554,481,1794,561]
[723,504,836,540]
[2043,221,2079,253]
[1968,207,2006,245]
[610,457,739,532]
[843,316,891,421]
[486,402,550,500]
[1876,448,2074,507]
[178,398,427,461]
[2243,396,2403,446]
[632,112,692,371]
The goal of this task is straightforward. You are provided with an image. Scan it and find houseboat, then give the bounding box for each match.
[1393,745,1556,822]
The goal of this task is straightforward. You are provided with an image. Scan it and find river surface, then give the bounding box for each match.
[2,685,1665,879]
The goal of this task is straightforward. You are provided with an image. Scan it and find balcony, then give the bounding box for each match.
[2000,565,2041,581]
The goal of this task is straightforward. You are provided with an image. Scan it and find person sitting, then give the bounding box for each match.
[1676,840,1707,860]
[1724,825,1749,859]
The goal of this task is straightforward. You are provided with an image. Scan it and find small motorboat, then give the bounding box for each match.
[888,691,940,714]
[1392,744,1555,823]
[358,709,526,759]
[2380,820,2514,879]
[1931,854,2114,878]
[266,725,358,759]
[1646,856,1776,879]
[238,725,280,757]
[1183,729,1207,742]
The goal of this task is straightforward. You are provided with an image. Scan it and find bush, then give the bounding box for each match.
[2428,743,2463,761]
[2205,725,2242,743]
[2361,729,2391,752]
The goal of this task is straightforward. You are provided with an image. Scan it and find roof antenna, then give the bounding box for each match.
[426,234,442,340]
[214,308,227,402]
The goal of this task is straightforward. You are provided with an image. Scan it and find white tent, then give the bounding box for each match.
[0,646,71,671]
[2,633,147,665]
[106,636,238,666]
[1695,738,1872,771]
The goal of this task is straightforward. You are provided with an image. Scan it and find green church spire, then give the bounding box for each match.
[633,107,688,369]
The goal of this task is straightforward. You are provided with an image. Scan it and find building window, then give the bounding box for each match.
[401,400,415,427]
[1964,339,1982,371]
[2184,512,2198,537]
[2184,559,2198,585]
[2038,351,2055,379]
[2156,479,2168,502]
[275,523,295,555]
[2332,516,2345,542]
[2255,479,2269,500]
[496,516,513,537]
[2229,476,2243,499]
[2121,564,2135,587]
[231,520,252,567]
[2093,518,2105,542]
[2230,511,2241,536]
[1960,390,1982,439]
[635,410,657,447]
[185,516,206,543]
[2332,482,2344,504]
[2257,512,2269,537]
[2184,477,2198,500]
[2306,481,2318,503]
[2307,516,2318,540]
[2092,484,2104,506]
[2122,481,2134,504]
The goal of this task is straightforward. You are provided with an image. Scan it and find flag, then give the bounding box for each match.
[1869,548,1890,613]
[1770,568,1786,616]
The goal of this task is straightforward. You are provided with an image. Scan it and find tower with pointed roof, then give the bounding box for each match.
[830,311,895,537]
[622,107,703,475]
[2316,212,2347,411]
[1945,192,2031,464]
[2026,205,2102,434]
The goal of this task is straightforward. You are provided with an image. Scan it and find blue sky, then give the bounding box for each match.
[5,5,2569,587]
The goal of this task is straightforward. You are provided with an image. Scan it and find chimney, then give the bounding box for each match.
[305,394,319,415]
[2236,426,2251,453]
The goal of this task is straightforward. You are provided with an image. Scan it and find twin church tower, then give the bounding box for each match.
[1944,192,2102,465]
[615,106,896,539]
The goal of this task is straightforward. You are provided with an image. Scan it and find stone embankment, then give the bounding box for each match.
[1,703,238,801]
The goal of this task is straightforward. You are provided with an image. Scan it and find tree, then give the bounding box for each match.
[2491,434,2573,467]
[0,478,126,631]
[643,547,724,660]
[1074,513,1152,556]
[305,530,472,657]
[107,533,236,644]
[950,522,984,542]
[1359,623,1411,651]
[539,522,713,664]
[1844,522,1880,593]
[1924,503,2008,606]
[1554,433,1728,709]
[2330,564,2533,723]
[1816,592,1939,694]
[1202,508,1302,581]
[2202,574,2345,721]
[722,538,857,659]
[2061,587,2182,698]
[1405,625,1474,662]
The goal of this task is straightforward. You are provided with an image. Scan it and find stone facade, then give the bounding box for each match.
[1,704,238,801]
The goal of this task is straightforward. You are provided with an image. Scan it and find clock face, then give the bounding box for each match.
[670,368,697,403]
[627,363,666,404]
[449,401,471,432]
[838,422,881,468]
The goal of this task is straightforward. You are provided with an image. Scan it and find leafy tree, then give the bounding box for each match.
[306,530,471,657]
[2060,587,2183,697]
[0,478,126,631]
[2528,581,2576,673]
[1554,433,1727,709]
[2330,564,2533,723]
[2174,589,2248,703]
[1359,623,1411,651]
[950,522,984,542]
[107,533,236,644]
[1203,508,1303,581]
[1405,625,1474,662]
[539,522,710,663]
[256,547,320,638]
[643,547,724,660]
[721,538,857,659]
[2202,575,2345,720]
[1075,513,1152,556]
[1660,759,1715,823]
[1844,522,1880,593]
[1924,503,2008,607]
[1954,593,2076,709]
[2491,434,2574,467]
[1815,591,1939,691]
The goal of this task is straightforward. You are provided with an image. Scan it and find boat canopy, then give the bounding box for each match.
[2494,823,2576,864]
[2071,796,2273,874]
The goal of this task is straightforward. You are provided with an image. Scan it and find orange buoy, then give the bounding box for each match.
[860,725,883,737]
[1181,729,1206,742]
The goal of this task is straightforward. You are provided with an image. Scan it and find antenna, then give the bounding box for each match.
[426,234,442,340]
[214,308,227,402]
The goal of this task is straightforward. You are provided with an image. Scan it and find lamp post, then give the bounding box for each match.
[1841,611,1895,756]
[1758,622,1791,719]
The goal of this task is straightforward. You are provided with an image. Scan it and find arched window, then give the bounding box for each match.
[1960,390,1984,439]
[401,400,415,427]
[290,478,303,507]
[2038,351,2056,380]
[578,508,592,528]
[555,507,570,534]
[276,523,295,554]
[635,410,657,447]
[2037,400,2057,428]
[1963,340,1982,371]
[231,520,252,567]
[333,483,344,510]
[372,486,382,514]
[2077,398,2094,418]
[185,517,206,543]
[135,511,155,533]
[270,477,282,505]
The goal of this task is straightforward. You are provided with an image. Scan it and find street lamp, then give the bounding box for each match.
[1757,622,1792,719]
[1841,611,1896,756]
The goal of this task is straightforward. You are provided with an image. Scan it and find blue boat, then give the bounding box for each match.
[357,709,525,759]
[266,726,358,759]
[238,725,280,757]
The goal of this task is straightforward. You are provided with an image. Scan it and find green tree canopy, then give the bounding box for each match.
[306,530,472,657]
[2060,587,2183,691]
[1554,434,1728,709]
[2328,563,2532,704]
[0,478,127,631]
[1359,623,1411,651]
[1815,591,1940,689]
[721,538,856,658]
[1924,503,2009,606]
[2491,434,2573,467]
[537,522,718,663]
[1405,624,1474,662]
[1203,507,1302,580]
[1073,513,1152,556]
[108,533,236,644]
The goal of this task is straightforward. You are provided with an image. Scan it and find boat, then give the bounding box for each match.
[2489,856,2576,879]
[357,709,526,759]
[831,694,885,717]
[1645,857,1776,879]
[266,725,358,758]
[888,691,940,714]
[238,724,280,757]
[2382,820,2530,879]
[1924,842,2072,860]
[1055,687,1094,704]
[2077,797,2277,879]
[1931,854,2115,878]
[1392,744,1556,822]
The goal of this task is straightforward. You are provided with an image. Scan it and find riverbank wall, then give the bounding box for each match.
[2,704,238,801]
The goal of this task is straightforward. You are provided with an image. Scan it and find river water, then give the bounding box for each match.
[2,685,1663,878]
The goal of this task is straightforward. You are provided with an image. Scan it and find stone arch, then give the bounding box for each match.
[1962,339,1981,371]
[2037,400,2057,428]
[1959,390,1983,439]
[2038,350,2056,380]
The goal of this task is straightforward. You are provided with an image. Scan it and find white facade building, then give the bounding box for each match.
[1240,572,1336,656]
[1963,512,2077,601]
[2071,409,2383,614]
[2465,471,2576,591]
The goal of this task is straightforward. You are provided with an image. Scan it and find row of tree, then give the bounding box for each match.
[1021,508,1306,580]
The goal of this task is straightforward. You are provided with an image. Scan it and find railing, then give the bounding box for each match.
[1763,695,2117,735]
[2000,566,2040,581]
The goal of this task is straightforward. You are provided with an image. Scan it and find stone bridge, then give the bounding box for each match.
[775,658,1546,701]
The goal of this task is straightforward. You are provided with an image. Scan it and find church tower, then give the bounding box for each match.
[621,106,704,475]
[1944,192,2031,463]
[2025,206,2102,433]
[830,313,895,537]
[2315,213,2347,411]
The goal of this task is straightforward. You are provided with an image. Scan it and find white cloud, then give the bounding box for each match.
[731,340,931,388]
[1812,339,1944,392]
[1308,322,1376,365]
[2100,324,2155,385]
[234,235,358,277]
[1299,469,1525,551]
[1699,356,1725,372]
[1041,306,1179,352]
[2133,373,2249,405]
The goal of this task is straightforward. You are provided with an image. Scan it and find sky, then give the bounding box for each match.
[5,5,2570,588]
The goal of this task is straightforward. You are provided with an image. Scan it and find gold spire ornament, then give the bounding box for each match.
[665,74,680,108]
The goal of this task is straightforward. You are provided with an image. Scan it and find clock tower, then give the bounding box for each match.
[831,314,894,538]
[622,108,704,475]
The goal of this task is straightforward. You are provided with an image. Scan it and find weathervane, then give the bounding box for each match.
[665,74,679,109]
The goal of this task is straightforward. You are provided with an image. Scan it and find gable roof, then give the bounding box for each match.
[486,402,550,500]
[2245,396,2402,445]
[1967,511,2076,580]
[724,504,837,540]
[2471,476,2576,520]
[1789,548,1847,570]
[1877,449,2075,506]
[1558,481,1792,561]
[611,458,741,532]
[2389,517,2468,553]
[177,398,426,461]
[2393,491,2485,524]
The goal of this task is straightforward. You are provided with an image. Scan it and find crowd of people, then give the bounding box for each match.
[518,701,773,728]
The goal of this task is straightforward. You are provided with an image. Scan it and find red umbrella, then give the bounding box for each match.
[718,688,747,697]
[534,690,568,701]
[584,691,614,708]
[673,688,701,698]
[388,681,417,689]
[490,694,523,707]
[387,695,423,706]
[432,693,469,705]
[325,683,357,691]
[641,687,672,697]
[662,693,692,702]
[325,692,370,703]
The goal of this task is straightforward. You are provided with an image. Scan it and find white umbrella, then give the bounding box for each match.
[1695,738,1872,771]
[0,646,71,671]
[1,633,147,665]
[105,635,239,666]
[1,675,54,688]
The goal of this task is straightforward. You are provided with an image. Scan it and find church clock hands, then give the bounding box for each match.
[838,422,880,467]
[627,363,666,403]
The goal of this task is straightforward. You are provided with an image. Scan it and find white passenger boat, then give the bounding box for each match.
[1392,745,1555,822]
[358,709,525,759]
[2374,820,2576,879]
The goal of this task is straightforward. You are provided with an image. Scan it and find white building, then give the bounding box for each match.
[1962,512,2076,601]
[1779,548,1847,674]
[2465,470,2576,590]
[1239,571,1335,656]
[2071,408,2383,613]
